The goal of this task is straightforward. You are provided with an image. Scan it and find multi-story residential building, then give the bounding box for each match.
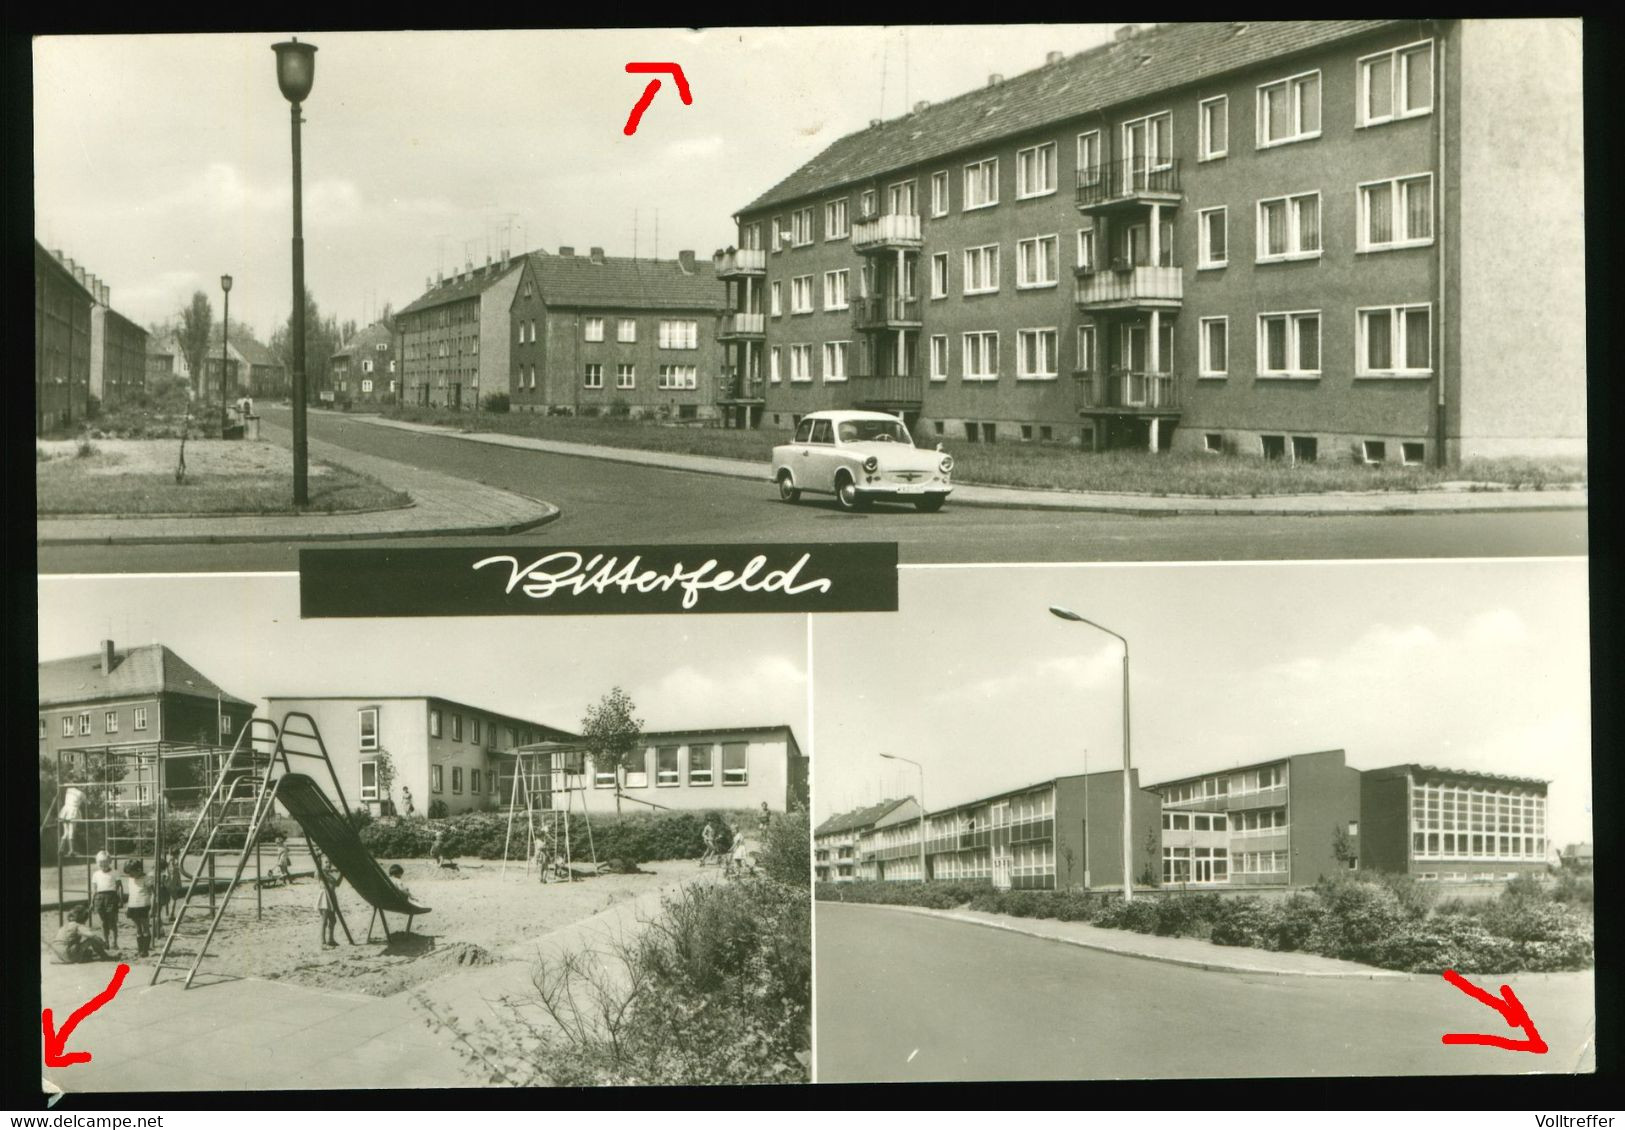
[35,241,94,434]
[330,322,396,406]
[394,255,525,410]
[38,641,255,761]
[506,724,807,817]
[508,247,727,420]
[88,283,148,410]
[731,20,1584,464]
[814,797,919,882]
[264,695,575,817]
[1358,764,1549,884]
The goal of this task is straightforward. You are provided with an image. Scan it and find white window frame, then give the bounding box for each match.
[1076,324,1096,374]
[1356,303,1433,378]
[1256,310,1322,379]
[687,744,713,786]
[721,743,749,787]
[791,206,814,247]
[359,760,379,802]
[1015,235,1059,289]
[657,365,698,390]
[1015,328,1058,381]
[769,346,782,383]
[929,334,949,381]
[361,378,373,393]
[790,275,814,314]
[1257,70,1322,148]
[962,331,999,381]
[133,707,148,731]
[359,707,379,751]
[1075,227,1096,272]
[105,710,118,734]
[887,179,917,216]
[1198,206,1228,269]
[930,252,949,300]
[1075,130,1102,186]
[1015,142,1058,199]
[823,269,849,311]
[617,318,637,343]
[616,363,636,389]
[825,198,850,241]
[1358,40,1434,127]
[1361,439,1388,464]
[1256,192,1322,262]
[769,281,782,318]
[658,319,699,349]
[859,189,877,218]
[1199,95,1229,160]
[930,170,949,216]
[1357,174,1434,252]
[822,340,849,383]
[963,244,1000,295]
[583,316,605,342]
[583,363,604,389]
[789,343,813,383]
[1199,316,1229,378]
[655,746,681,787]
[963,156,999,211]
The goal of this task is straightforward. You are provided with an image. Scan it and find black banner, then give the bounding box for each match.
[299,543,898,617]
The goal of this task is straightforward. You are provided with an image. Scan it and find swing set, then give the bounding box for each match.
[497,741,670,879]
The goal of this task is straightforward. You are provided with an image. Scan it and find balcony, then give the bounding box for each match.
[716,366,765,402]
[713,247,766,277]
[846,372,924,408]
[1076,157,1183,214]
[1075,265,1183,310]
[1076,368,1180,414]
[717,312,765,340]
[852,295,922,331]
[852,211,923,253]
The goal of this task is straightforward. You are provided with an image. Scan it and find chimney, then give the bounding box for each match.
[100,640,116,675]
[1046,50,1065,65]
[589,246,605,264]
[1115,24,1138,42]
[559,246,575,257]
[677,250,695,273]
[913,100,931,113]
[987,73,1005,87]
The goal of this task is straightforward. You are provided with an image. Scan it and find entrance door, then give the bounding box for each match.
[991,801,1012,889]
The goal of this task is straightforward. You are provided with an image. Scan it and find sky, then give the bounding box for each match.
[33,24,1130,338]
[37,574,809,741]
[812,560,1594,849]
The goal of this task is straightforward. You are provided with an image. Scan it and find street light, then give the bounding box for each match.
[879,753,926,883]
[272,36,317,505]
[1049,605,1135,902]
[219,274,232,436]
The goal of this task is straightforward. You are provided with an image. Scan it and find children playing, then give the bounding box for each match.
[275,835,294,885]
[55,906,116,963]
[387,864,413,902]
[89,852,123,950]
[122,859,152,958]
[701,820,718,867]
[315,861,343,948]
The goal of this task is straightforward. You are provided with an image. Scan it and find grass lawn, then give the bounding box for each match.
[379,406,1585,497]
[36,437,410,516]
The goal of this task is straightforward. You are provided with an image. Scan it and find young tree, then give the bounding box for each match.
[579,687,644,816]
[177,292,214,402]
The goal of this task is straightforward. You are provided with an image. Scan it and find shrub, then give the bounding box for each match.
[481,393,510,413]
[814,879,985,909]
[1094,896,1160,934]
[1478,899,1595,972]
[1552,870,1593,910]
[1370,916,1519,974]
[1306,877,1410,961]
[1209,897,1278,949]
[755,807,811,888]
[427,799,449,819]
[608,398,632,418]
[76,439,98,459]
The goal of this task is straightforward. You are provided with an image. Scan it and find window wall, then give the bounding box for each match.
[1410,781,1546,861]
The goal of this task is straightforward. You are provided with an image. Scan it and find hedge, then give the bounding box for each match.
[356,808,752,865]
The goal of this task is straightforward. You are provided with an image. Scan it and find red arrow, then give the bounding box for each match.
[623,63,692,136]
[43,963,129,1068]
[1441,968,1548,1053]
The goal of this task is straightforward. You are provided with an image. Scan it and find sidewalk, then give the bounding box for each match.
[351,414,1588,517]
[850,901,1410,979]
[35,420,558,546]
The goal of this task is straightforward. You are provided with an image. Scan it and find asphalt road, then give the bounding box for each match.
[37,408,1587,573]
[814,902,1596,1082]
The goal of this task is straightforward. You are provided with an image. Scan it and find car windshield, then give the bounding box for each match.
[838,419,911,445]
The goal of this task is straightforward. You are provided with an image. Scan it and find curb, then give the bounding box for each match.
[839,901,1413,980]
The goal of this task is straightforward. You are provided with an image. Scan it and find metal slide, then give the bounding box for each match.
[273,773,429,917]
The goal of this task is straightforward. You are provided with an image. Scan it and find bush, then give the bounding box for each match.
[608,398,632,418]
[1370,916,1519,974]
[1306,877,1411,961]
[481,393,510,413]
[1094,896,1160,934]
[1209,897,1278,949]
[427,799,449,819]
[355,807,752,865]
[756,807,811,888]
[1552,870,1593,910]
[814,879,986,910]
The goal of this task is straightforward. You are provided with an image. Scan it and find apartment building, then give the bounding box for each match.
[395,256,524,410]
[330,321,396,406]
[91,305,148,409]
[35,241,95,434]
[508,247,726,420]
[814,797,919,882]
[732,20,1584,463]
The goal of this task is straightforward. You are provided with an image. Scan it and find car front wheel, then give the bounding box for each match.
[834,473,868,512]
[776,471,801,503]
[914,495,946,513]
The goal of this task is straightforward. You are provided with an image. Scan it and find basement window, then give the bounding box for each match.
[1261,435,1286,461]
[1204,433,1223,454]
[1362,440,1387,464]
[1291,436,1318,463]
[1402,442,1425,465]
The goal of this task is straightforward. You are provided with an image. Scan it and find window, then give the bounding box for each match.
[887,180,916,215]
[790,276,813,314]
[963,245,1000,294]
[791,207,814,246]
[447,714,460,741]
[134,707,147,731]
[822,341,849,382]
[770,281,783,318]
[1016,142,1057,198]
[1016,329,1058,379]
[1257,311,1321,376]
[722,742,749,785]
[1076,227,1096,272]
[1075,130,1102,186]
[616,363,636,389]
[1075,325,1095,373]
[624,749,649,789]
[1016,235,1058,288]
[1121,112,1173,171]
[1402,441,1425,465]
[1362,439,1387,464]
[471,769,481,794]
[825,198,849,240]
[1204,433,1224,454]
[657,365,698,390]
[452,767,463,794]
[593,757,616,788]
[361,360,373,375]
[361,379,373,393]
[1198,207,1228,268]
[617,318,636,343]
[658,320,698,349]
[823,270,849,311]
[859,189,876,217]
[1361,41,1433,126]
[789,344,813,382]
[769,346,782,383]
[1358,305,1432,376]
[1199,95,1229,159]
[963,332,999,381]
[583,363,604,389]
[360,760,379,802]
[1199,317,1228,377]
[77,711,91,736]
[104,710,118,733]
[1292,436,1318,463]
[62,716,73,738]
[359,708,379,751]
[930,335,949,381]
[930,253,949,299]
[1359,175,1434,250]
[689,743,714,786]
[471,718,481,745]
[429,709,442,738]
[1257,193,1321,260]
[656,746,680,786]
[584,317,605,342]
[431,764,443,792]
[963,157,999,209]
[1258,70,1321,146]
[930,171,949,216]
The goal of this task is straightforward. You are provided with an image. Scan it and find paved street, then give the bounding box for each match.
[814,902,1596,1082]
[38,406,1587,572]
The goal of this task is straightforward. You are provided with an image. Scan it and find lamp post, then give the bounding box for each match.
[879,753,926,883]
[272,36,317,505]
[219,274,232,435]
[1049,606,1135,902]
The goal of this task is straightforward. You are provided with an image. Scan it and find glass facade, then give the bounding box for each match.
[1409,779,1545,862]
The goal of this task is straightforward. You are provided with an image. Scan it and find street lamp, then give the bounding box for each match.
[272,36,317,505]
[219,274,232,435]
[1049,605,1135,902]
[879,753,927,883]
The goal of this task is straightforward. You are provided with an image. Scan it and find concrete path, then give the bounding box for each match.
[842,901,1409,978]
[349,414,1587,517]
[35,420,558,546]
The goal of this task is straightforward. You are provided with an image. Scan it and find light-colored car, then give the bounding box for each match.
[771,410,953,512]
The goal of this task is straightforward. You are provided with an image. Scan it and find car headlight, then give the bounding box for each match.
[863,456,879,473]
[940,456,954,475]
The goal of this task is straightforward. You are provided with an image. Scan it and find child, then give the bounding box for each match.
[275,835,294,885]
[122,859,152,958]
[89,854,122,950]
[315,864,343,948]
[701,821,717,867]
[387,864,414,903]
[58,786,85,854]
[55,906,114,963]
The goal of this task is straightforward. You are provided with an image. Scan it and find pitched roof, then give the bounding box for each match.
[814,797,913,837]
[39,644,255,710]
[331,321,393,360]
[528,251,724,311]
[742,20,1398,213]
[398,261,524,317]
[232,335,280,366]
